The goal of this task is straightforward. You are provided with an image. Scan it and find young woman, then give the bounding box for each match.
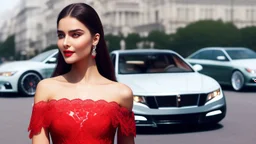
[28,3,136,144]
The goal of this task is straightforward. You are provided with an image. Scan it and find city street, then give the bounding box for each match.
[1,0,256,143]
[0,87,255,144]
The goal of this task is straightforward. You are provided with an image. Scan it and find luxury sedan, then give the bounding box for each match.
[110,49,226,127]
[0,49,58,96]
[186,47,256,91]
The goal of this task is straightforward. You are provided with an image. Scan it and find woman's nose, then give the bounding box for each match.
[63,37,70,48]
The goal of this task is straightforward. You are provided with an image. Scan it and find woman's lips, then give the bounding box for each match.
[63,50,74,57]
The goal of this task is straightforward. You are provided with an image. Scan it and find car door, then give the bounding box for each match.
[209,50,232,84]
[187,50,216,78]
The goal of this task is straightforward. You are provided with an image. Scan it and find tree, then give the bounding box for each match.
[239,26,256,51]
[105,34,123,52]
[42,44,58,52]
[125,33,141,49]
[172,20,241,57]
[0,35,15,59]
[146,30,171,49]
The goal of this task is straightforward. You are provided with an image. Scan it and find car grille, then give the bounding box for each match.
[153,113,201,123]
[145,94,208,108]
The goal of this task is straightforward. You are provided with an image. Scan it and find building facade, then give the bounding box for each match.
[142,0,256,35]
[10,0,256,54]
[0,9,17,42]
[0,18,16,42]
[14,0,47,56]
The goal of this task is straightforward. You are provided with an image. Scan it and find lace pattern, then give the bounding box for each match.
[28,98,136,143]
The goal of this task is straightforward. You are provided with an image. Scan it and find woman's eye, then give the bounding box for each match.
[72,33,81,38]
[58,34,64,39]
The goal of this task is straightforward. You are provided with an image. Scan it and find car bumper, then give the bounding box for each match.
[133,93,226,127]
[135,105,226,127]
[0,76,18,93]
[244,74,256,86]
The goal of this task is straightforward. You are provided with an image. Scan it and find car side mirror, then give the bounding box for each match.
[47,57,57,64]
[216,56,226,61]
[193,64,203,72]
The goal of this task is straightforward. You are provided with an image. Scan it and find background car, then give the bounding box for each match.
[0,49,58,96]
[186,47,256,91]
[110,49,226,127]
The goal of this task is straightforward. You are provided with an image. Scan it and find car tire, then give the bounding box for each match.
[18,71,42,97]
[231,70,245,91]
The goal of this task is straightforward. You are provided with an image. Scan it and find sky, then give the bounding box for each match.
[0,0,20,25]
[0,0,20,15]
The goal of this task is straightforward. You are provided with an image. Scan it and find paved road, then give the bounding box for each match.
[0,87,255,144]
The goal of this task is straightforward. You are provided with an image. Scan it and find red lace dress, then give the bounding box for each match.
[28,98,136,144]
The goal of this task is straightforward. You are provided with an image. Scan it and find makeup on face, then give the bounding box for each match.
[57,17,95,63]
[57,29,84,39]
[63,50,75,57]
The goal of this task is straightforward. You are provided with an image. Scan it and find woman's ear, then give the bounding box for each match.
[93,33,100,46]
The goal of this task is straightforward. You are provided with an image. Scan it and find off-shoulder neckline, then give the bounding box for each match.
[33,98,132,112]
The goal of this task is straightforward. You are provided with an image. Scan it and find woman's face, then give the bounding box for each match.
[57,16,99,64]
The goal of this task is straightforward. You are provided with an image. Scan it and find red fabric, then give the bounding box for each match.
[28,98,136,144]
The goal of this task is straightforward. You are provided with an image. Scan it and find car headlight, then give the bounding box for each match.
[246,68,256,74]
[207,88,221,101]
[0,71,17,76]
[134,96,146,103]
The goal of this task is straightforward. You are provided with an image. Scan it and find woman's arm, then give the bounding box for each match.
[31,79,52,144]
[32,128,50,144]
[117,84,135,144]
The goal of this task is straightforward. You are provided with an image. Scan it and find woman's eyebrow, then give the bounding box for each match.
[68,29,84,33]
[57,30,63,33]
[57,29,84,33]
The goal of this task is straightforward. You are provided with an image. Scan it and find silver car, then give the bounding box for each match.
[0,49,58,96]
[110,49,226,127]
[186,47,256,91]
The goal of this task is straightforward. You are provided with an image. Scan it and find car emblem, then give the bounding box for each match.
[176,94,181,107]
[253,78,256,83]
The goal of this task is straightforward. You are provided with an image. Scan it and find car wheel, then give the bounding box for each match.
[231,70,244,91]
[18,72,42,96]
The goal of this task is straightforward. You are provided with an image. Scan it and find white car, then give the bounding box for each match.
[0,49,58,96]
[110,49,227,126]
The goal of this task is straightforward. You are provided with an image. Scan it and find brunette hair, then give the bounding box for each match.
[51,3,116,81]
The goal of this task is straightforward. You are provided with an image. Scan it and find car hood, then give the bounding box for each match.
[117,73,220,95]
[231,59,256,69]
[0,60,49,72]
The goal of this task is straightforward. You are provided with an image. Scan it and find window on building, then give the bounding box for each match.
[177,7,186,21]
[155,10,159,22]
[246,9,256,22]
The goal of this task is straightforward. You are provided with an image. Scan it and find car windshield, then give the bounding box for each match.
[29,50,57,62]
[118,52,194,74]
[225,49,256,60]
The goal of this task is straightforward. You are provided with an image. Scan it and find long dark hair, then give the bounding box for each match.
[52,3,116,82]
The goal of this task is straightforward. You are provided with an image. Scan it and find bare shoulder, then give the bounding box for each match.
[34,78,57,103]
[112,82,133,111]
[116,83,133,99]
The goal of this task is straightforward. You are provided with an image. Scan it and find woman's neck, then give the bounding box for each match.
[66,57,102,84]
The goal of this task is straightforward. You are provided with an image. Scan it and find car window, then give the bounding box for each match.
[190,50,213,60]
[212,50,229,61]
[225,49,256,60]
[118,52,194,74]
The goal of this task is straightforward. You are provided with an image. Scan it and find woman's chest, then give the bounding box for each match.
[47,101,118,138]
